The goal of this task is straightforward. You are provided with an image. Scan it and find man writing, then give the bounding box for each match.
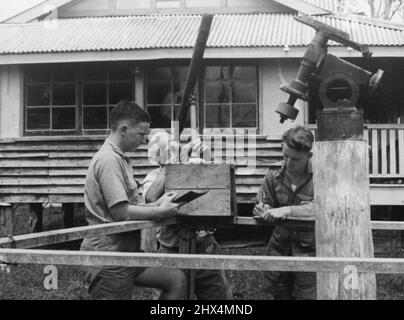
[80,100,186,300]
[253,126,316,300]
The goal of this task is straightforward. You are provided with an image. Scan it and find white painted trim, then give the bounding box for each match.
[134,65,145,108]
[370,185,404,206]
[0,46,402,65]
[258,61,264,135]
[2,0,76,23]
[271,0,331,16]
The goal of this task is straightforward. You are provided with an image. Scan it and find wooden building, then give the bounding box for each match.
[0,0,403,231]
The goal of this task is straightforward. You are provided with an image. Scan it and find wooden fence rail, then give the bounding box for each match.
[1,217,404,249]
[1,248,404,274]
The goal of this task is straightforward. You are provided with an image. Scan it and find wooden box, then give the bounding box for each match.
[164,164,238,216]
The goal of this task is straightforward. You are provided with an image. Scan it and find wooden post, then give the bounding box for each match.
[0,204,37,238]
[0,204,13,238]
[62,203,74,228]
[179,229,197,300]
[314,140,376,300]
[29,203,43,232]
[140,228,158,253]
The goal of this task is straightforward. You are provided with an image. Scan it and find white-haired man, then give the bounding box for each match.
[142,131,234,300]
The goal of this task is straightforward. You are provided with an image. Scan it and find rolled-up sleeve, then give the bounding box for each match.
[256,170,278,208]
[96,155,129,209]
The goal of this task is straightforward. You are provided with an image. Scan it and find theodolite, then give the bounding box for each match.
[276,15,383,140]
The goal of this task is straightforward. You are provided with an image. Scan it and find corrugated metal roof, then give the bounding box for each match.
[0,13,403,55]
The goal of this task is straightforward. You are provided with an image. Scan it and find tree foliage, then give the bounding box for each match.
[366,0,404,20]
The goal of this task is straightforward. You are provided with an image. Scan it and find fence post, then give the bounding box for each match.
[0,204,37,238]
[140,228,158,253]
[0,204,14,237]
[314,140,376,299]
[179,229,197,300]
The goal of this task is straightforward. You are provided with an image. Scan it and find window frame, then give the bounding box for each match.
[23,62,136,136]
[24,65,79,136]
[145,61,195,130]
[81,65,134,134]
[203,62,259,131]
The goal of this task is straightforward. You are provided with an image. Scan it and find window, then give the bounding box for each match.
[146,64,258,131]
[146,65,190,128]
[24,63,259,134]
[24,62,134,134]
[25,64,77,132]
[82,63,133,131]
[204,66,257,128]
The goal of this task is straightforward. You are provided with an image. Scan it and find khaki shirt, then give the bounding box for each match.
[257,161,313,212]
[81,138,140,255]
[257,161,315,252]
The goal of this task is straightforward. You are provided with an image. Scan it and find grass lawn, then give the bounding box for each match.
[1,246,403,300]
[1,206,403,300]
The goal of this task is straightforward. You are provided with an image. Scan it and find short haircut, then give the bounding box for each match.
[110,100,151,131]
[282,126,314,153]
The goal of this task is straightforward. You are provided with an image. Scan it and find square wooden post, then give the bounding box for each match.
[179,229,197,300]
[0,204,14,238]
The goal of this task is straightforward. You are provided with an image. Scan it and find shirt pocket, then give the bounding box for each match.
[296,193,313,203]
[276,192,289,206]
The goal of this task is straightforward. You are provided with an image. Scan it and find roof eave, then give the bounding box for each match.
[0,46,402,65]
[2,0,76,23]
[271,0,331,16]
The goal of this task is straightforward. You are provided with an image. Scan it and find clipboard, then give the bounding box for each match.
[171,190,209,205]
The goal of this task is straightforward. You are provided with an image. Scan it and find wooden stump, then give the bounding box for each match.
[313,140,376,300]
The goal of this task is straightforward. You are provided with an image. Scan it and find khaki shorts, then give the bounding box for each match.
[85,266,146,300]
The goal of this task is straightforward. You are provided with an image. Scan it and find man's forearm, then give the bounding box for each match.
[126,204,167,220]
[144,176,165,203]
[111,203,166,221]
[289,202,315,220]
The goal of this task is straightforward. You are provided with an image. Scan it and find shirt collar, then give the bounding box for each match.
[276,159,313,179]
[105,138,130,163]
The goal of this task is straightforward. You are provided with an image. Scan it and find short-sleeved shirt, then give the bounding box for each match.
[81,138,140,255]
